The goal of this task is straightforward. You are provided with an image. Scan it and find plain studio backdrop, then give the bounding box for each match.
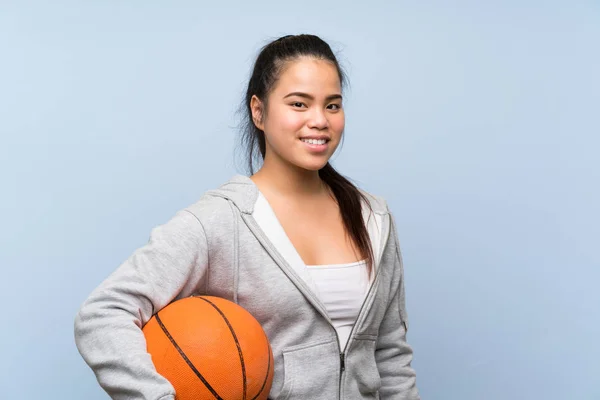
[1,1,598,399]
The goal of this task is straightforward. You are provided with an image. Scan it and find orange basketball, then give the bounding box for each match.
[143,296,274,400]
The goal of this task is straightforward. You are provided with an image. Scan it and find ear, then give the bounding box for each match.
[250,95,265,131]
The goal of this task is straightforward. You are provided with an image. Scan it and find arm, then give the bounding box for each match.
[74,209,209,400]
[375,213,420,399]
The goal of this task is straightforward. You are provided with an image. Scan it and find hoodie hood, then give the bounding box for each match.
[204,175,259,214]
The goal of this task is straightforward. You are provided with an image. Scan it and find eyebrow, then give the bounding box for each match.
[283,92,343,102]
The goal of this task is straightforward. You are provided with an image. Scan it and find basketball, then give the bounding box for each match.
[142,296,274,400]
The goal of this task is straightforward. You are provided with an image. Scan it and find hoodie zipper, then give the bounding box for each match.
[337,213,390,399]
[337,259,383,399]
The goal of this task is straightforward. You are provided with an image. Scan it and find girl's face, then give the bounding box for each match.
[251,57,345,172]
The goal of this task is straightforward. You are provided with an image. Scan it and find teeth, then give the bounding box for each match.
[301,138,327,145]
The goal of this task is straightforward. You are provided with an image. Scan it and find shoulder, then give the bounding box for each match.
[182,192,235,228]
[148,178,243,244]
[357,187,390,216]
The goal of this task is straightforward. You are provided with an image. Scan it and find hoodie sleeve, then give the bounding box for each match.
[375,212,420,399]
[74,209,209,400]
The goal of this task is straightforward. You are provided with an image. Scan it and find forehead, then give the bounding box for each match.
[273,57,341,95]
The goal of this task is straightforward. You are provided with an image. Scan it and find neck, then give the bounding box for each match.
[250,160,329,199]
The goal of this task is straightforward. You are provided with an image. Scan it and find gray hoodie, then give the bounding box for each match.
[74,174,420,399]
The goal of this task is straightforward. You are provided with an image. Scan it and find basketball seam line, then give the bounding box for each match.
[251,338,272,400]
[196,296,248,400]
[155,312,224,400]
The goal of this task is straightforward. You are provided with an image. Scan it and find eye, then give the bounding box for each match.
[328,103,342,110]
[291,102,306,108]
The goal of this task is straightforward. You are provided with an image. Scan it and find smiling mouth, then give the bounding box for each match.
[300,138,329,145]
[299,138,330,154]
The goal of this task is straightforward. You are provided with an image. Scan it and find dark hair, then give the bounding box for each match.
[238,34,375,275]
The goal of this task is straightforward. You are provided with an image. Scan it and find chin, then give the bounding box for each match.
[295,159,330,172]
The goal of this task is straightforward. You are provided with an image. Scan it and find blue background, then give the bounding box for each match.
[1,1,598,399]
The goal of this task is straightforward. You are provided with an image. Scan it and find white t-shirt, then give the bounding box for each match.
[306,260,370,349]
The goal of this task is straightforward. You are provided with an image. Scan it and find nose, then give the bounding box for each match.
[307,108,329,130]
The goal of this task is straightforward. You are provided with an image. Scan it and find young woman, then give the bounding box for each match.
[74,34,420,400]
